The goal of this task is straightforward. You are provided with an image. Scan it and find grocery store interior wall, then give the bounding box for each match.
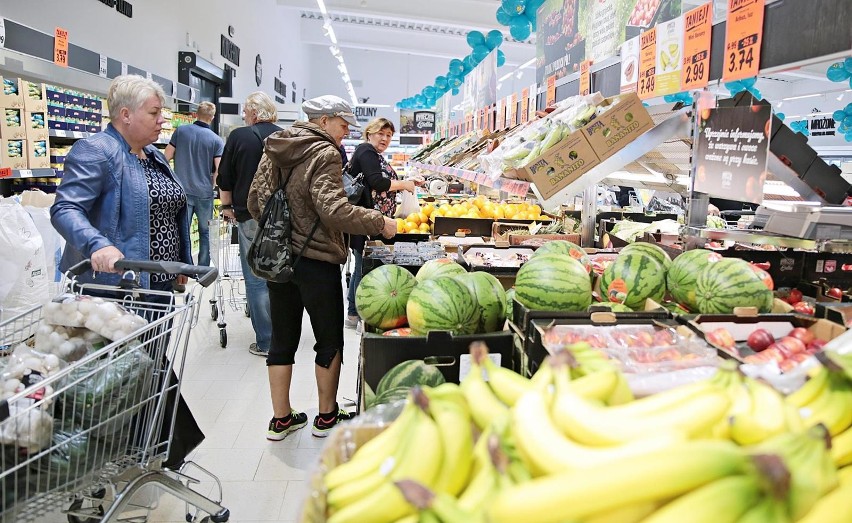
[0,1,309,103]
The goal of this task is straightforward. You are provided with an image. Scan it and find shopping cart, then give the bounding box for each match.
[208,217,249,348]
[0,259,229,523]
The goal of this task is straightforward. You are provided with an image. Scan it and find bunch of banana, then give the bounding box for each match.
[798,465,852,522]
[324,387,473,523]
[785,354,852,438]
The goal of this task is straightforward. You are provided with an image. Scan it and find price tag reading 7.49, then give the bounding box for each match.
[638,27,657,100]
[722,0,764,82]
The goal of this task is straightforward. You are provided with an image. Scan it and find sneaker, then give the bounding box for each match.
[267,411,308,441]
[344,315,359,329]
[312,404,356,438]
[249,343,268,357]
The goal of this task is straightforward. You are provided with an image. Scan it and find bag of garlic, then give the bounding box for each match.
[43,294,148,342]
[33,322,107,362]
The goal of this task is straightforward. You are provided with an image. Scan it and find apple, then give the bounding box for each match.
[787,327,815,346]
[793,302,815,316]
[706,327,735,349]
[747,329,775,351]
[807,339,827,353]
[787,289,803,305]
[826,287,844,300]
[778,336,807,355]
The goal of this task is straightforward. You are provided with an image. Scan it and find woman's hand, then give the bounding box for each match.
[221,208,236,223]
[401,180,416,193]
[91,246,124,273]
[381,217,398,239]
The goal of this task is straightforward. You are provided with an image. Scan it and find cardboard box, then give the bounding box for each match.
[0,77,25,108]
[22,81,47,112]
[24,111,48,141]
[48,119,68,131]
[816,303,852,328]
[0,107,27,139]
[47,105,65,118]
[27,138,50,168]
[581,93,654,161]
[1,138,28,169]
[46,89,66,104]
[513,130,600,200]
[85,97,102,110]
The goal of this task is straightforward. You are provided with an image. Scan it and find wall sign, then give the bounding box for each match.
[0,17,6,49]
[723,0,765,82]
[274,77,287,98]
[54,27,69,68]
[220,35,240,66]
[681,2,713,90]
[254,54,262,86]
[520,87,530,124]
[355,106,378,124]
[98,54,107,77]
[96,0,133,18]
[546,75,556,107]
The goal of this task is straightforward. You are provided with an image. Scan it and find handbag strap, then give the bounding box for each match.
[293,218,321,269]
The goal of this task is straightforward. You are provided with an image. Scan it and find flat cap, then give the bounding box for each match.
[302,95,360,128]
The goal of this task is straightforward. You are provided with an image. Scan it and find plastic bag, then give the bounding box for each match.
[43,294,148,341]
[395,190,420,219]
[0,197,50,322]
[33,322,106,362]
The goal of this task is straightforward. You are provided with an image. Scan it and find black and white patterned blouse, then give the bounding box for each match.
[140,157,186,283]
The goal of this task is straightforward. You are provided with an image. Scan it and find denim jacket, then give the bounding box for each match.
[51,124,192,289]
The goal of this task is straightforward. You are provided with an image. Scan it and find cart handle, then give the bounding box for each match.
[67,259,218,288]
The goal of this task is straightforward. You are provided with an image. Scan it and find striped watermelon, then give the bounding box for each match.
[376,360,446,395]
[371,386,411,408]
[620,242,672,270]
[416,258,467,282]
[666,249,723,311]
[363,382,377,409]
[355,264,418,329]
[532,240,592,273]
[748,264,775,291]
[694,258,774,314]
[455,272,507,333]
[515,254,592,311]
[407,277,481,335]
[505,288,516,321]
[600,253,666,310]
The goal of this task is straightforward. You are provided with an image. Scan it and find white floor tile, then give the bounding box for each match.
[254,446,323,482]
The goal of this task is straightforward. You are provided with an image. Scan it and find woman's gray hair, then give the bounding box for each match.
[107,74,166,120]
[244,91,277,122]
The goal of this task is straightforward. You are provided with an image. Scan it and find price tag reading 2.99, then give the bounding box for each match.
[638,27,657,99]
[723,0,764,82]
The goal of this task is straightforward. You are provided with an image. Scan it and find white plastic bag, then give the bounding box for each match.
[395,190,420,218]
[0,197,50,321]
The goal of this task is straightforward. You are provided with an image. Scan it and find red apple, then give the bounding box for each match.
[747,329,775,351]
[706,328,736,349]
[807,339,827,353]
[826,287,844,300]
[787,327,815,346]
[787,289,803,305]
[793,302,815,316]
[778,336,807,355]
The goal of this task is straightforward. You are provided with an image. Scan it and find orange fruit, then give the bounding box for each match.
[418,223,431,233]
[406,213,421,225]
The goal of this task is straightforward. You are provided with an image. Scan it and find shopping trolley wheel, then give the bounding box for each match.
[197,509,230,522]
[211,303,219,321]
[67,498,105,523]
[244,303,250,317]
[219,328,227,347]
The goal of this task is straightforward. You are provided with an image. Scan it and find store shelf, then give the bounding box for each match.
[49,129,93,139]
[687,226,817,250]
[0,168,59,179]
[409,161,531,197]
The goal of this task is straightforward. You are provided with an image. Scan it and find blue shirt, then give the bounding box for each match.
[168,121,224,198]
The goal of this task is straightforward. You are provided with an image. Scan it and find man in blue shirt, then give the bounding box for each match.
[165,102,224,266]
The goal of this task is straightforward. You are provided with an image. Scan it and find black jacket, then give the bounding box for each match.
[218,122,281,222]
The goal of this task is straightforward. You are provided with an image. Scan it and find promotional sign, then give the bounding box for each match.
[546,75,556,107]
[723,0,765,82]
[509,93,518,126]
[528,83,537,121]
[638,27,657,99]
[693,105,771,205]
[620,35,640,94]
[654,16,684,97]
[681,2,713,90]
[462,52,498,116]
[54,27,69,67]
[579,60,592,96]
[520,88,530,124]
[497,97,506,129]
[536,0,584,84]
[399,110,436,135]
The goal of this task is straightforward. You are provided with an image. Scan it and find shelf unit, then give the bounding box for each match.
[1,168,58,179]
[408,161,531,197]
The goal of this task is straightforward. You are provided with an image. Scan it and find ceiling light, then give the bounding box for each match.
[496,82,503,90]
[781,93,822,102]
[776,101,783,108]
[316,0,328,16]
[516,70,524,80]
[316,0,358,106]
[839,93,846,101]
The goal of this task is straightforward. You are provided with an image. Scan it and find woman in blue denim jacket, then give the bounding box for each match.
[51,74,192,291]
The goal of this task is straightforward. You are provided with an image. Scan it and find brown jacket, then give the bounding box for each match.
[247,121,385,265]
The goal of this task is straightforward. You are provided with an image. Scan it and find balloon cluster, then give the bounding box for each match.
[826,57,852,88]
[775,112,785,121]
[789,120,809,136]
[725,77,762,100]
[495,0,545,41]
[662,91,695,105]
[832,103,852,142]
[397,29,506,110]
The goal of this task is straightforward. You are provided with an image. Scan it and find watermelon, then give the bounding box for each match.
[588,302,634,313]
[515,254,592,311]
[505,288,516,321]
[356,264,418,329]
[371,386,411,408]
[600,253,666,310]
[407,277,481,335]
[748,264,774,291]
[619,242,672,270]
[416,258,467,282]
[363,382,377,409]
[667,249,723,310]
[376,360,446,395]
[532,240,592,273]
[694,258,774,314]
[455,272,507,333]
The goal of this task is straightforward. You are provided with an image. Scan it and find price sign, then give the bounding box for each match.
[497,98,506,129]
[0,167,11,179]
[638,27,657,99]
[121,63,128,76]
[681,2,713,90]
[546,75,556,107]
[509,93,518,126]
[98,54,108,78]
[520,88,530,124]
[579,60,592,96]
[620,36,640,94]
[53,27,69,68]
[0,17,6,49]
[723,0,764,82]
[655,17,684,97]
[528,84,537,121]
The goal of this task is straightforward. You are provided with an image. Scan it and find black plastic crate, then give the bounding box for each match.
[433,216,494,237]
[719,249,806,288]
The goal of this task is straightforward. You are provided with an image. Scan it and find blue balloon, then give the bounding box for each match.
[423,86,437,98]
[839,123,851,134]
[467,31,486,48]
[663,94,677,103]
[495,6,513,25]
[497,49,506,67]
[525,8,537,28]
[844,116,852,127]
[827,62,851,82]
[526,0,546,11]
[415,94,426,105]
[452,87,460,96]
[846,103,852,114]
[748,88,762,100]
[464,55,476,71]
[845,57,852,74]
[474,45,491,61]
[509,16,532,40]
[833,110,846,122]
[449,75,463,88]
[501,0,526,16]
[486,29,504,50]
[740,77,757,88]
[776,112,786,121]
[435,76,448,90]
[449,59,464,76]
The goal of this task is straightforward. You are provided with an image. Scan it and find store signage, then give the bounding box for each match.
[0,167,11,179]
[638,27,657,99]
[509,93,518,126]
[723,0,765,82]
[274,77,287,98]
[681,2,712,90]
[528,83,537,121]
[620,36,640,94]
[0,17,6,49]
[497,98,506,129]
[537,0,584,84]
[654,16,684,97]
[520,88,530,124]
[693,104,771,205]
[546,75,556,107]
[400,110,435,134]
[355,106,377,124]
[255,55,262,87]
[579,60,592,96]
[96,0,133,18]
[220,35,240,66]
[54,27,69,68]
[98,54,107,77]
[809,113,836,137]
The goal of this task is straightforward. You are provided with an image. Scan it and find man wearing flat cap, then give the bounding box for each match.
[248,95,397,441]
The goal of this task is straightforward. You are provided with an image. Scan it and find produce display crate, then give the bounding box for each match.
[456,244,534,276]
[432,216,494,237]
[717,248,806,289]
[816,302,852,328]
[357,330,517,413]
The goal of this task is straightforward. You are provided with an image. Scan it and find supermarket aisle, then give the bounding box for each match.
[147,282,361,523]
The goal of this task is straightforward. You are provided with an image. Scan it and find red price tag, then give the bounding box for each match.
[682,2,713,90]
[509,94,518,126]
[0,167,12,179]
[54,27,69,68]
[723,0,765,82]
[579,60,592,96]
[638,28,657,100]
[546,75,556,107]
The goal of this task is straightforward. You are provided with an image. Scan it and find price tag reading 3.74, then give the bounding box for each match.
[722,0,764,82]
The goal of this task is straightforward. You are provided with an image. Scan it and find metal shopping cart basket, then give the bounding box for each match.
[0,259,229,523]
[209,217,249,348]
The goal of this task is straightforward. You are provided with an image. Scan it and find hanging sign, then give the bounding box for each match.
[528,84,537,121]
[620,35,640,94]
[654,16,684,97]
[723,0,765,82]
[98,54,108,77]
[681,2,712,90]
[53,27,69,68]
[546,75,556,107]
[121,63,128,75]
[0,17,6,49]
[520,88,530,124]
[579,60,592,96]
[0,167,11,179]
[638,27,657,99]
[693,104,771,205]
[509,93,518,126]
[497,98,506,129]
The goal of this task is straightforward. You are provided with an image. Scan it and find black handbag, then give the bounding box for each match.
[342,161,372,207]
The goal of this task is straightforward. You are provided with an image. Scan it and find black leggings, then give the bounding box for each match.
[266,257,344,368]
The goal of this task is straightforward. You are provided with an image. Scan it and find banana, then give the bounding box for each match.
[328,481,415,523]
[831,424,852,466]
[551,371,730,446]
[603,372,635,406]
[461,343,509,430]
[582,501,658,523]
[327,469,387,509]
[734,496,789,523]
[429,399,474,496]
[641,475,762,523]
[797,479,852,523]
[480,351,532,407]
[394,479,483,523]
[729,379,788,445]
[566,368,620,402]
[512,389,686,476]
[786,366,829,407]
[596,380,721,418]
[839,465,852,483]
[486,440,751,523]
[801,372,852,436]
[424,382,468,411]
[457,463,498,512]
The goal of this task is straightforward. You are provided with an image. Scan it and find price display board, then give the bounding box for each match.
[620,36,640,94]
[722,0,764,82]
[579,60,592,96]
[638,28,657,99]
[54,27,69,67]
[546,75,556,107]
[681,2,713,90]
